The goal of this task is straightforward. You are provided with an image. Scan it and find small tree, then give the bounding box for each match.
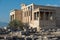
[8,20,24,31]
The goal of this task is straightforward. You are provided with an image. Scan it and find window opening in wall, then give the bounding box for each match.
[13,15,14,20]
[45,12,49,20]
[34,12,36,20]
[40,11,44,20]
[37,12,39,17]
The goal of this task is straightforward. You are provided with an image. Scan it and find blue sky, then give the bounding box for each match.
[0,0,60,23]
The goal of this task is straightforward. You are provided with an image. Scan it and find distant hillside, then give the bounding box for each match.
[0,22,8,27]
